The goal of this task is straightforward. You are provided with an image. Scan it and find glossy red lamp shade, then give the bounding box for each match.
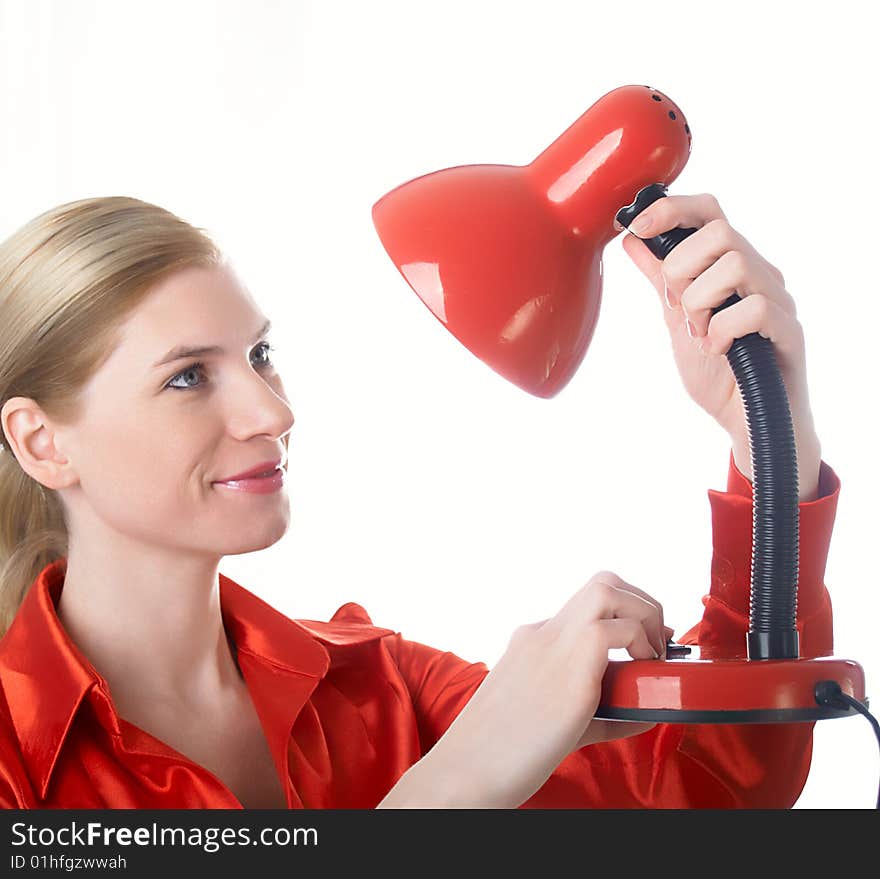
[371,85,868,733]
[371,84,691,398]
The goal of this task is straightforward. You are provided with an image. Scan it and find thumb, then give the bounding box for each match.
[576,718,658,749]
[621,232,666,300]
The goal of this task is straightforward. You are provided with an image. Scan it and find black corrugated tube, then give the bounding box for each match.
[616,184,799,660]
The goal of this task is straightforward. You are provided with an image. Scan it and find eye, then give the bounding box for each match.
[251,341,275,369]
[165,342,277,391]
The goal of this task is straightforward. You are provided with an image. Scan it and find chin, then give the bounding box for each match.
[224,511,291,554]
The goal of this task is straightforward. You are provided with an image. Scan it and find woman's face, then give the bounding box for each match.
[53,262,295,558]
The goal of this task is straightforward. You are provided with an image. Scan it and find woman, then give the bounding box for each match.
[0,194,839,809]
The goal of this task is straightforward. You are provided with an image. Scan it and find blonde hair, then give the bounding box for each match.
[0,196,224,638]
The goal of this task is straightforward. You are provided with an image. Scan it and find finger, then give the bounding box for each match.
[700,293,807,371]
[597,617,658,660]
[619,228,697,334]
[678,250,796,338]
[579,719,658,749]
[616,192,727,239]
[661,221,796,317]
[620,229,669,307]
[591,571,665,654]
[557,580,664,659]
[766,261,786,286]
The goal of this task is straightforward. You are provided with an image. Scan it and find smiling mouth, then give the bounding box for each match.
[215,467,280,482]
[213,458,286,483]
[211,466,286,494]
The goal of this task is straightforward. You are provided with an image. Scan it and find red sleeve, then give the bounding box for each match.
[382,633,490,759]
[388,449,841,808]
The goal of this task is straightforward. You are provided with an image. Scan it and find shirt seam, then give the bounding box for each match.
[420,656,488,721]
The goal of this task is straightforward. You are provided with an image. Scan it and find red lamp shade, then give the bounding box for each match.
[371,84,692,397]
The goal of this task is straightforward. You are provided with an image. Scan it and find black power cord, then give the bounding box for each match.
[815,680,879,809]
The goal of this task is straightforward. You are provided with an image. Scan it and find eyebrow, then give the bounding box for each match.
[152,318,272,368]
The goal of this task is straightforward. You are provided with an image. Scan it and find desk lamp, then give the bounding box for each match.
[371,85,873,790]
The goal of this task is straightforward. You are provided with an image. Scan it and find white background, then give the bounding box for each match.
[1,0,877,809]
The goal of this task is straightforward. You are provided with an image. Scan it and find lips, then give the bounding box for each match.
[214,458,283,483]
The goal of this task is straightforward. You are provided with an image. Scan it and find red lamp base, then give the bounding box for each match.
[596,646,867,723]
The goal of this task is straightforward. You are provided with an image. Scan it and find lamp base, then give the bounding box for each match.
[595,646,867,723]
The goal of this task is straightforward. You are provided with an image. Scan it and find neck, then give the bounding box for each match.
[55,535,245,716]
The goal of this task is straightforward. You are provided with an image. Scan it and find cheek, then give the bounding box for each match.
[67,407,291,553]
[75,418,206,521]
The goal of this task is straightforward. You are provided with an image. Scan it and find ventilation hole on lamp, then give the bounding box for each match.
[652,94,662,101]
[669,110,677,120]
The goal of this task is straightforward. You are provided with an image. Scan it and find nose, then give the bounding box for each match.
[226,369,295,444]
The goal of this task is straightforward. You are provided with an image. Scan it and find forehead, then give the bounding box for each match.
[116,264,262,356]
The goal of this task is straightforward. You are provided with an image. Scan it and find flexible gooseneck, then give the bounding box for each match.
[616,183,799,661]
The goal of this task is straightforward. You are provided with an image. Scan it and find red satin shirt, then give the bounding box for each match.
[0,450,840,809]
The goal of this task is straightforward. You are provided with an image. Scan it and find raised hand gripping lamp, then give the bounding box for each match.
[371,85,876,805]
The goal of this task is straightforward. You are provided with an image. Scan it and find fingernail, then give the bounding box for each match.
[631,215,652,235]
[686,318,696,338]
[663,280,675,309]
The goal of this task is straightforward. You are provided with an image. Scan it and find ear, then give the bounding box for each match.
[0,396,77,490]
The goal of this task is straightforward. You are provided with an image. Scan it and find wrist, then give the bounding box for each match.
[375,747,486,809]
[797,446,822,502]
[730,436,822,502]
[375,758,445,808]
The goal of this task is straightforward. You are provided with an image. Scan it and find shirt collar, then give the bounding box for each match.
[0,557,395,800]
